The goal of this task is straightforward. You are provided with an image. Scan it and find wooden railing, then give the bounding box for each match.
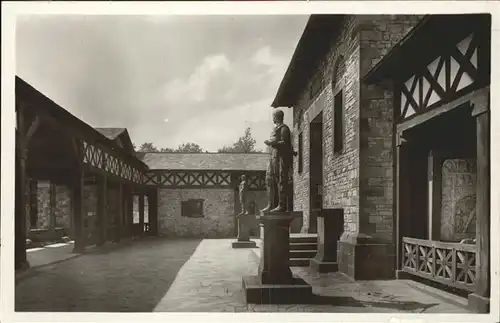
[402,237,477,292]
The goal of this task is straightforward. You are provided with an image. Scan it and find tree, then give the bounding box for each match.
[218,127,259,153]
[136,142,205,153]
[138,142,159,152]
[176,142,204,153]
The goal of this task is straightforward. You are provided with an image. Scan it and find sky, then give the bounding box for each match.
[16,15,308,152]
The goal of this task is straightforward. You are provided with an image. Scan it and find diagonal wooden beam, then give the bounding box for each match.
[24,116,41,144]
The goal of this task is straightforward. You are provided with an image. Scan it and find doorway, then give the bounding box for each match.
[309,112,323,233]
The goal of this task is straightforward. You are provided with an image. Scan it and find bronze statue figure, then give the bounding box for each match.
[261,109,294,213]
[238,174,249,216]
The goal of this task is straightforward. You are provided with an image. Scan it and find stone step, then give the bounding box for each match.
[289,258,311,267]
[289,249,317,258]
[289,235,317,244]
[289,242,318,250]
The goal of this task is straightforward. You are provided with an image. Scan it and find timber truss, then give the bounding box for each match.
[142,170,266,190]
[81,140,143,184]
[399,30,487,121]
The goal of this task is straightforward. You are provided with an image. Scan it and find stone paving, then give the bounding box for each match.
[15,237,201,312]
[155,239,471,313]
[14,237,471,313]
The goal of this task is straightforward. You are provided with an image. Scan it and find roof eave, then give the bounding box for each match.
[271,15,346,108]
[16,77,149,171]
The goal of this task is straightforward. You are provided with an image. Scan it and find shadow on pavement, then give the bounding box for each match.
[309,295,439,311]
[15,238,202,312]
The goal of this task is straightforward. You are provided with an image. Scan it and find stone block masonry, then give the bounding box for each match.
[158,189,238,238]
[293,16,360,235]
[291,15,423,279]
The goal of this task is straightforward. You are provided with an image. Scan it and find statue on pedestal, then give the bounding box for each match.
[238,174,249,216]
[261,109,295,213]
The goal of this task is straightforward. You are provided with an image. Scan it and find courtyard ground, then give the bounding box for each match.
[15,237,471,313]
[15,237,202,312]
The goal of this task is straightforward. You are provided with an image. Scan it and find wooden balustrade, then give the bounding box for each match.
[402,237,477,292]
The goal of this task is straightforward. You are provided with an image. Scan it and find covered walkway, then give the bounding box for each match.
[15,76,157,271]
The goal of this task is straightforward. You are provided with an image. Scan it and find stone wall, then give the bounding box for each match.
[55,185,71,229]
[293,16,360,234]
[158,188,237,238]
[441,159,477,242]
[34,181,71,231]
[36,181,51,229]
[358,15,423,242]
[290,14,423,279]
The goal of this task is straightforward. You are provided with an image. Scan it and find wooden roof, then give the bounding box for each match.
[363,14,490,85]
[95,128,126,140]
[138,152,269,171]
[271,14,346,108]
[16,76,148,170]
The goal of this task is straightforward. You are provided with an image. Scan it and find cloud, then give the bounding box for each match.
[16,15,306,152]
[164,54,231,104]
[251,45,289,85]
[163,97,275,151]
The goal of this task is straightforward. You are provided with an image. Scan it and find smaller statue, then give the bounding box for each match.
[238,174,249,216]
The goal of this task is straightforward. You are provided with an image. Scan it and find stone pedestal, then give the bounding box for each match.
[242,211,313,304]
[232,215,256,248]
[338,232,395,280]
[310,208,344,273]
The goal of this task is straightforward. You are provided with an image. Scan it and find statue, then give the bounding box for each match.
[238,174,249,216]
[261,109,294,213]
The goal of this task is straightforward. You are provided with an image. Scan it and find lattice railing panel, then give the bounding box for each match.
[402,237,477,292]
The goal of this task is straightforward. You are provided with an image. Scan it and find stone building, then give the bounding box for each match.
[138,152,268,238]
[272,14,491,312]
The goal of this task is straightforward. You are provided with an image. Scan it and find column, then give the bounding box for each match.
[139,193,145,236]
[49,182,57,232]
[72,169,85,253]
[15,145,28,270]
[116,183,123,242]
[149,189,158,236]
[96,175,107,246]
[395,135,412,278]
[468,93,490,313]
[127,186,133,238]
[29,179,38,229]
[428,150,443,240]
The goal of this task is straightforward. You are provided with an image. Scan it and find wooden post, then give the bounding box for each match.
[127,186,133,238]
[29,179,38,229]
[116,183,123,242]
[72,169,85,253]
[148,189,158,236]
[428,150,443,240]
[139,193,145,236]
[103,176,108,243]
[468,92,490,313]
[15,140,28,270]
[49,182,57,232]
[395,134,411,278]
[96,175,106,246]
[15,104,39,270]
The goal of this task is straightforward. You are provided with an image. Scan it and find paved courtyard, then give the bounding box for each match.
[15,237,471,313]
[15,237,202,312]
